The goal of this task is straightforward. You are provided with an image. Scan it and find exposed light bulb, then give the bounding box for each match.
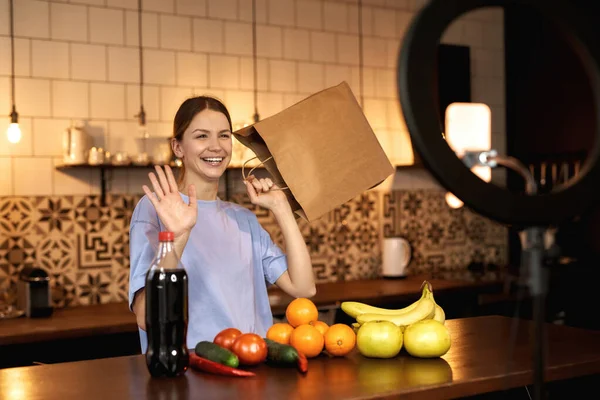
[139,122,149,139]
[6,122,21,144]
[137,106,148,139]
[137,122,150,165]
[445,192,464,209]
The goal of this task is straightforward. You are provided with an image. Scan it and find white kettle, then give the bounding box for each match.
[381,237,412,279]
[63,121,90,165]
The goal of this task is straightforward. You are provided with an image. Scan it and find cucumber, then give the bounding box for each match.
[195,341,239,368]
[264,338,300,364]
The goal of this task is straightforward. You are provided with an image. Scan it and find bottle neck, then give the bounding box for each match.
[155,240,180,270]
[158,240,174,255]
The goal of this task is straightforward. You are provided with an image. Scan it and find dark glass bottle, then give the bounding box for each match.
[145,231,189,377]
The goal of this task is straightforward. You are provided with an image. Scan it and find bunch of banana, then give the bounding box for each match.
[342,281,446,330]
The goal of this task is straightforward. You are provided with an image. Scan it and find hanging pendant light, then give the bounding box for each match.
[252,0,260,123]
[358,0,364,108]
[6,0,21,144]
[136,0,147,133]
[135,0,150,165]
[136,0,146,134]
[230,0,261,167]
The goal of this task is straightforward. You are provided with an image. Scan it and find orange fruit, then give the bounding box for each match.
[324,324,356,357]
[290,324,325,358]
[309,320,330,336]
[266,322,295,345]
[285,298,319,328]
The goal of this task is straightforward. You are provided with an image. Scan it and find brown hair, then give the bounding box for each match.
[172,96,233,185]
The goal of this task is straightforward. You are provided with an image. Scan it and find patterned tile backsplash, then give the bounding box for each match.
[380,191,508,278]
[0,189,507,309]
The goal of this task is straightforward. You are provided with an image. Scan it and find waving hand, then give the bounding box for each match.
[142,165,197,238]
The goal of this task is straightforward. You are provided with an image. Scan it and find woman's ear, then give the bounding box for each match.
[171,138,183,158]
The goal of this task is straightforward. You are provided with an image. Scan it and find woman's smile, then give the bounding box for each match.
[201,156,225,167]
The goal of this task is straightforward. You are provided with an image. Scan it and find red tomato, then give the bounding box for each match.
[230,333,268,366]
[213,328,242,350]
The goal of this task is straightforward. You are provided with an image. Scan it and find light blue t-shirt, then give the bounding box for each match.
[128,193,288,353]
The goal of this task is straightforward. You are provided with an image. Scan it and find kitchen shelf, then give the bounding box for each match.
[55,163,259,206]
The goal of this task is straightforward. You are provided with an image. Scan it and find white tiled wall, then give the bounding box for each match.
[0,0,505,196]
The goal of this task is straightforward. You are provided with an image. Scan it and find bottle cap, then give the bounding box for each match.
[159,231,175,241]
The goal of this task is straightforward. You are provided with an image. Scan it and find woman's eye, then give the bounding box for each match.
[220,133,231,138]
[195,134,207,139]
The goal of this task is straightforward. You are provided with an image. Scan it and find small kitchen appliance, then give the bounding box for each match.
[17,267,53,318]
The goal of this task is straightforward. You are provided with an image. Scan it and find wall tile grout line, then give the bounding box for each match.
[28,37,33,79]
[67,42,73,81]
[294,60,299,97]
[0,31,506,51]
[37,0,425,15]
[207,53,212,89]
[320,0,326,30]
[122,3,127,48]
[6,156,13,195]
[157,9,162,49]
[189,16,194,58]
[222,14,227,54]
[46,0,51,39]
[86,5,92,47]
[104,43,110,83]
[87,80,92,123]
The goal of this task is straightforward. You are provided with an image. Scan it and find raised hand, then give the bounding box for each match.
[244,175,290,212]
[142,165,197,238]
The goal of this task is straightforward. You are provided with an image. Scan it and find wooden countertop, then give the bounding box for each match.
[0,275,501,346]
[1,316,599,400]
[0,302,138,346]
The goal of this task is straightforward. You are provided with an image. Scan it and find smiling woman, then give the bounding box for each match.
[128,96,316,355]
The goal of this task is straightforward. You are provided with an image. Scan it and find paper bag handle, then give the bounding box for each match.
[241,156,289,191]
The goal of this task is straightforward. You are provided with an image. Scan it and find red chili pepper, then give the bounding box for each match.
[296,351,308,374]
[189,353,256,377]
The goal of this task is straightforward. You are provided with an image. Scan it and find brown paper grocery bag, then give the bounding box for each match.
[233,81,394,221]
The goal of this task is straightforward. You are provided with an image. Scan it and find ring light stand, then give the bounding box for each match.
[397,1,600,399]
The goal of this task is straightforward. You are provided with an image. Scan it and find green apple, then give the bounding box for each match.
[356,321,403,358]
[404,319,451,358]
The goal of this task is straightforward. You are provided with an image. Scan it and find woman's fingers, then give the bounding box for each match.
[165,165,179,193]
[148,172,165,200]
[264,177,280,190]
[142,185,159,206]
[251,177,264,193]
[246,175,279,196]
[155,166,172,194]
[245,180,258,202]
[259,178,270,192]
